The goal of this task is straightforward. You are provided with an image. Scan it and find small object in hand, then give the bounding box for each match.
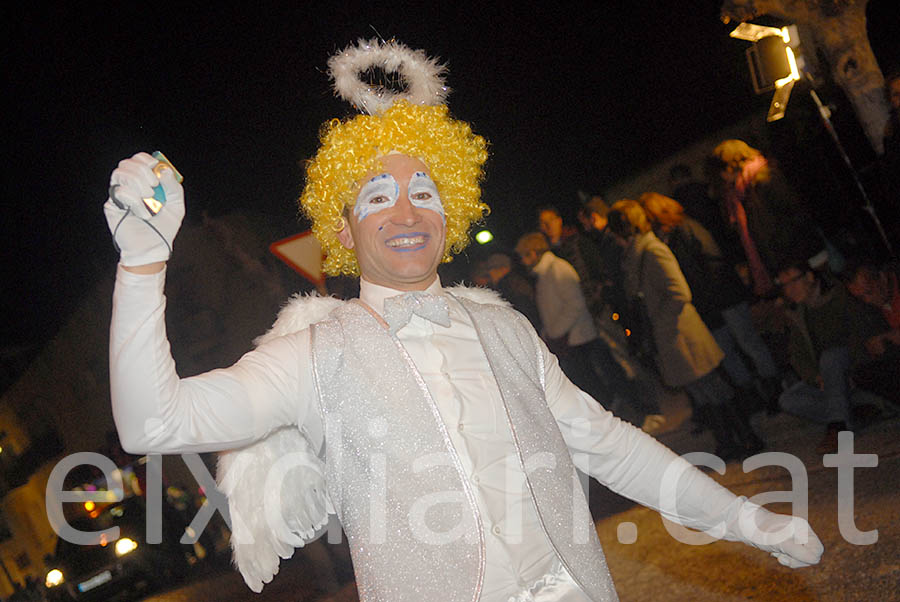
[142,151,184,216]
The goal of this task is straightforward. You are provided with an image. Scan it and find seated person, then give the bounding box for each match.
[775,260,882,453]
[844,259,900,404]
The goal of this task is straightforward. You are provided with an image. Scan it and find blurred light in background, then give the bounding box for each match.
[475,229,494,244]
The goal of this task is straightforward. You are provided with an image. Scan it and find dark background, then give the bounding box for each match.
[4,1,898,352]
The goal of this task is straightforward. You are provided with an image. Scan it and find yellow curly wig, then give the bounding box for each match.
[299,101,489,276]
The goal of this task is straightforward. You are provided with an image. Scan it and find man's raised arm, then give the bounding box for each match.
[105,153,310,454]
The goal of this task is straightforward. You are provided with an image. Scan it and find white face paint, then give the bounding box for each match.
[340,155,446,291]
[353,170,445,223]
[354,173,400,222]
[407,171,444,221]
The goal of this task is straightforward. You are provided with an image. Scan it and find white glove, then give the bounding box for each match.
[104,152,185,266]
[735,502,824,568]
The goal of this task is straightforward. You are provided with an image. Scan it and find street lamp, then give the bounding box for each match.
[730,22,894,255]
[730,23,802,122]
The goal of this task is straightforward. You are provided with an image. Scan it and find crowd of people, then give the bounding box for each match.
[471,137,898,458]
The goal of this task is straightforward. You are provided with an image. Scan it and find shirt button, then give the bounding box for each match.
[457,423,465,432]
[471,474,480,484]
[492,525,502,536]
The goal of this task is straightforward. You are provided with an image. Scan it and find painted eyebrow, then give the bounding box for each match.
[359,174,397,197]
[409,172,436,187]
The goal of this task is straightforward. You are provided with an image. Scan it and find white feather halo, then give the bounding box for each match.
[328,38,450,115]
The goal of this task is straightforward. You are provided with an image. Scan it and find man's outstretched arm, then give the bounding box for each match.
[542,338,823,568]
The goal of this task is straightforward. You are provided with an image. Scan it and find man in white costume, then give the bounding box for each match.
[105,40,822,602]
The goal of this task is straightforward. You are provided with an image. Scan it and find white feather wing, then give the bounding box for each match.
[216,293,343,592]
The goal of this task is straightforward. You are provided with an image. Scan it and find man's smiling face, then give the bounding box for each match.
[337,154,447,291]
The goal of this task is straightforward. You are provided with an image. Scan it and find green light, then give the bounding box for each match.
[475,230,494,244]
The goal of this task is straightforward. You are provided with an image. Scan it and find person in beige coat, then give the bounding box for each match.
[607,199,763,461]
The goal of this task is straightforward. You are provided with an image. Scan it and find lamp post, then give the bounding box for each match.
[731,22,894,256]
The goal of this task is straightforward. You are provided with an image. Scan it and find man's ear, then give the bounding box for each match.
[336,219,355,250]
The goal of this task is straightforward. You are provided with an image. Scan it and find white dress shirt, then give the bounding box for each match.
[358,278,590,601]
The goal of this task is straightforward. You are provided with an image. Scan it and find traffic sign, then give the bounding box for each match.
[269,231,325,286]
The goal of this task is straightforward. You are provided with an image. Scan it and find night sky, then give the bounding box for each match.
[3,2,893,351]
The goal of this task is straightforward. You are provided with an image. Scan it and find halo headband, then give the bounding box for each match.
[328,39,450,115]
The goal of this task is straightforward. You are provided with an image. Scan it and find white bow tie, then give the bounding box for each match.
[382,292,451,335]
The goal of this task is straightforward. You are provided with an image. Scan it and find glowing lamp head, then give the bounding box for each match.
[730,23,803,122]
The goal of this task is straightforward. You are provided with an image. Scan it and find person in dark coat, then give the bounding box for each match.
[485,252,543,332]
[705,140,813,298]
